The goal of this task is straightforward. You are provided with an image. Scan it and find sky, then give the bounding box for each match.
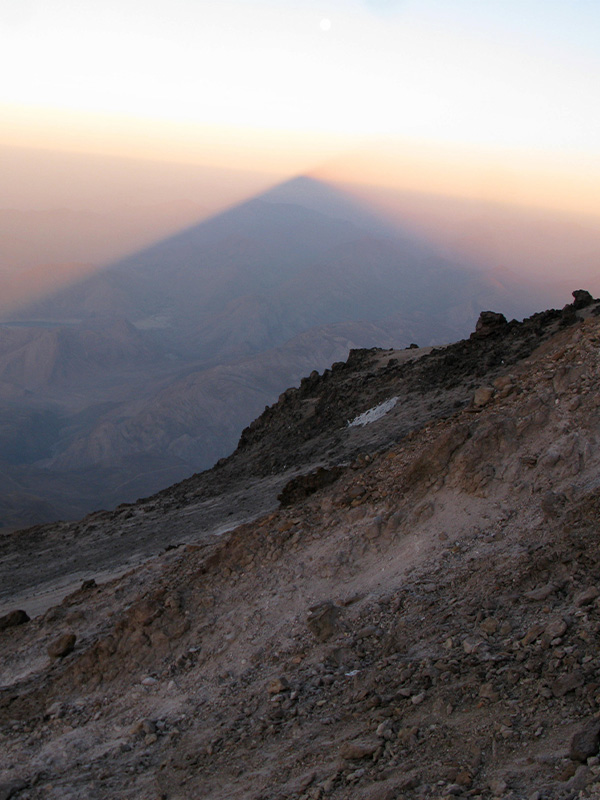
[2,1,599,168]
[1,0,599,294]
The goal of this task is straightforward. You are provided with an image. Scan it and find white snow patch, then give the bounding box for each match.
[348,397,398,427]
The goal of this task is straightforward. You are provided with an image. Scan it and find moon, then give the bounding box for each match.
[319,18,332,32]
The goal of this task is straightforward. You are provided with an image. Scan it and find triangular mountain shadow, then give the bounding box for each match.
[7,174,542,341]
[5,176,417,317]
[0,171,583,528]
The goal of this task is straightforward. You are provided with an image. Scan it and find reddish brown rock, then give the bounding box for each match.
[47,633,77,659]
[570,720,600,762]
[0,610,30,631]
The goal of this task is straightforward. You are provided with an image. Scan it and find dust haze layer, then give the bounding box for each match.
[0,175,583,529]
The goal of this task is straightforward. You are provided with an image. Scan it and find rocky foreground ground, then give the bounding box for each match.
[1,293,600,799]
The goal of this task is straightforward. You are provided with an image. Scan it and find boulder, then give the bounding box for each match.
[278,466,344,507]
[570,720,600,762]
[473,386,495,408]
[307,601,340,641]
[472,311,508,337]
[340,739,379,760]
[572,289,594,309]
[0,610,30,631]
[47,633,77,659]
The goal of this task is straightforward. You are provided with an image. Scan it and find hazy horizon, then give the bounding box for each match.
[1,0,599,310]
[1,149,599,316]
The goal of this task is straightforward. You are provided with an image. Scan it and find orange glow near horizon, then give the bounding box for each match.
[0,138,296,315]
[312,146,600,287]
[4,0,600,228]
[312,139,600,220]
[1,130,600,316]
[0,103,360,180]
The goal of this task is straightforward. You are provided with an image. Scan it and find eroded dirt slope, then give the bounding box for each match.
[1,295,600,799]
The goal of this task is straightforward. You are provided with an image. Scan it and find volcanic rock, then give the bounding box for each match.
[0,610,30,630]
[473,310,508,337]
[47,632,76,658]
[570,720,600,762]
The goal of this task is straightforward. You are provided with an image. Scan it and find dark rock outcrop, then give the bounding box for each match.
[570,720,600,762]
[47,633,77,658]
[572,288,594,309]
[278,466,344,507]
[0,609,30,631]
[472,310,508,337]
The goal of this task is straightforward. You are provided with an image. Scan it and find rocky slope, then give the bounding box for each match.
[1,291,600,799]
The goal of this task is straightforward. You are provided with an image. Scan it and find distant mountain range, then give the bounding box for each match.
[0,175,580,528]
